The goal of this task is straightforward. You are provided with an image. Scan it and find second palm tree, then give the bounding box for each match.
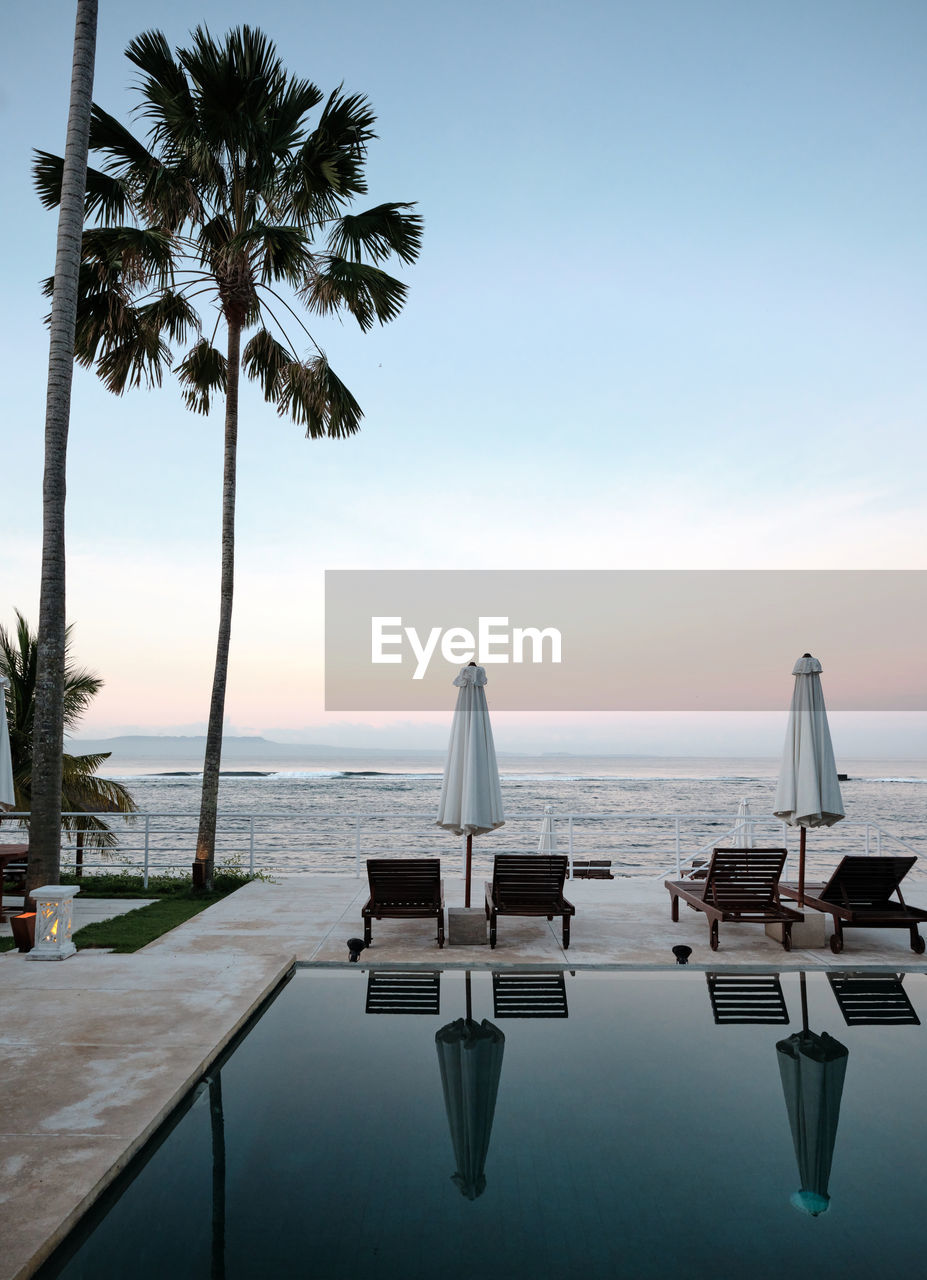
[34,26,423,886]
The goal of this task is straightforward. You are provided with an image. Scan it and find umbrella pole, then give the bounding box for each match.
[799,970,809,1036]
[465,970,472,1022]
[798,826,806,908]
[465,833,473,908]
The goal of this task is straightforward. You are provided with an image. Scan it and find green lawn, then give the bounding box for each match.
[58,870,259,898]
[72,896,224,953]
[1,871,261,954]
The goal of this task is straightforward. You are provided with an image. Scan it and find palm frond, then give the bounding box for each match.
[33,151,131,224]
[327,203,423,266]
[89,103,161,181]
[177,339,228,414]
[139,289,199,344]
[91,104,200,228]
[71,283,137,368]
[62,758,138,813]
[242,328,293,399]
[126,28,196,129]
[230,223,313,285]
[304,258,408,331]
[197,214,233,267]
[60,667,103,731]
[80,226,174,290]
[281,87,378,225]
[60,757,138,848]
[275,352,363,438]
[96,311,172,394]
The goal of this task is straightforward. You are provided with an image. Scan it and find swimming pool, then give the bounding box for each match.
[39,967,927,1280]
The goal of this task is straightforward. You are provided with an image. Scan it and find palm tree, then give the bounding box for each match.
[29,0,98,900]
[34,25,422,889]
[0,612,137,877]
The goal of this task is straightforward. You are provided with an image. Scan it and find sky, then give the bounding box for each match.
[1,0,925,757]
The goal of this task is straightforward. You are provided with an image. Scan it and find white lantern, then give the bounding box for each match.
[27,885,80,960]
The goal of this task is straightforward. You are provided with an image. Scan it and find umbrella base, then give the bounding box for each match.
[767,913,827,949]
[447,907,488,946]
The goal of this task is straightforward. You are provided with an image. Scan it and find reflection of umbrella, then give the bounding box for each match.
[773,654,844,906]
[776,973,848,1216]
[0,677,15,809]
[436,663,504,907]
[538,805,556,856]
[729,798,754,847]
[435,975,505,1200]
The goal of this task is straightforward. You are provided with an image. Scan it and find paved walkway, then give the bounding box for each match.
[2,874,925,1280]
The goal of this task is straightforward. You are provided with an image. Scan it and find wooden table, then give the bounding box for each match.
[0,845,29,921]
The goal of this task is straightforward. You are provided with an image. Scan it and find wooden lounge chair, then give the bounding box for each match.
[779,856,927,955]
[484,854,575,949]
[569,859,615,879]
[665,848,802,952]
[362,858,445,948]
[0,844,29,921]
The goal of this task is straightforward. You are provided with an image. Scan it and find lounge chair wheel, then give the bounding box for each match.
[709,921,719,951]
[782,931,792,952]
[912,933,925,955]
[829,934,843,955]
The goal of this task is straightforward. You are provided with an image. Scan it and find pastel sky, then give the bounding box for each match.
[2,1,925,756]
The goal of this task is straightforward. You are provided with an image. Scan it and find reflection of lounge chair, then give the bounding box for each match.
[365,970,441,1015]
[484,855,575,949]
[827,973,921,1026]
[492,971,569,1018]
[779,856,927,955]
[362,858,445,948]
[706,973,789,1024]
[665,849,803,951]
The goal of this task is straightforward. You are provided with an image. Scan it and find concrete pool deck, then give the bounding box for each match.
[2,872,926,1280]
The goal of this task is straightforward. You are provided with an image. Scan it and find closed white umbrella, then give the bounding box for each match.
[773,654,844,906]
[729,798,754,847]
[0,676,15,809]
[436,663,504,907]
[538,804,556,856]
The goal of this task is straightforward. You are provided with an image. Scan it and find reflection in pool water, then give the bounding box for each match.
[40,968,927,1280]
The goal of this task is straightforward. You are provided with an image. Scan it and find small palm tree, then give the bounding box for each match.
[0,612,137,869]
[34,25,422,888]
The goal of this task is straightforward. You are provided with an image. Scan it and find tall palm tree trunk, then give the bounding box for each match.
[194,320,240,889]
[28,0,98,901]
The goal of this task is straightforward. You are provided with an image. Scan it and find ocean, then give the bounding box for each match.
[80,753,927,883]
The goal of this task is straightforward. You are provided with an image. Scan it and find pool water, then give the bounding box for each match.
[41,968,927,1280]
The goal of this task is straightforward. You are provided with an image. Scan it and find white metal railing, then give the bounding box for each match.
[1,808,922,888]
